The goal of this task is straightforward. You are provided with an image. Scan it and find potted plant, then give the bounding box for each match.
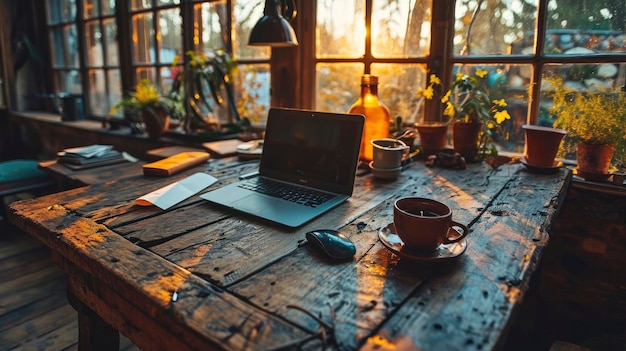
[418,69,511,162]
[549,76,626,176]
[170,50,244,136]
[110,79,184,138]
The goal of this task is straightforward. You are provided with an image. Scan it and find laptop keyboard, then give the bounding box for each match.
[238,178,336,208]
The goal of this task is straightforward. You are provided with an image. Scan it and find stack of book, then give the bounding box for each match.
[57,144,127,170]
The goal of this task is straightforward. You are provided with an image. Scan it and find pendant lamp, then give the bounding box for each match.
[248,0,298,47]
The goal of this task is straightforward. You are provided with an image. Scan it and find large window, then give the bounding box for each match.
[304,0,626,155]
[43,0,626,156]
[44,0,271,125]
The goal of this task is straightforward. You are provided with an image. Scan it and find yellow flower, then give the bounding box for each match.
[443,101,455,118]
[475,69,488,78]
[492,99,507,107]
[429,74,441,85]
[172,55,180,67]
[419,85,435,99]
[134,80,160,105]
[441,90,451,104]
[493,110,511,124]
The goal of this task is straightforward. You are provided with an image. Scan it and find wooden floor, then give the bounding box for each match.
[0,219,138,351]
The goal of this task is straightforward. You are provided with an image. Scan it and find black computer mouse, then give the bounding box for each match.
[305,229,356,260]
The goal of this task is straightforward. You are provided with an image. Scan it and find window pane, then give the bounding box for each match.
[540,62,626,162]
[67,25,80,68]
[317,0,365,58]
[84,0,99,19]
[448,64,531,154]
[107,69,122,116]
[46,0,75,24]
[545,2,626,54]
[159,0,180,5]
[102,0,115,16]
[136,67,156,83]
[49,28,66,68]
[50,25,80,68]
[316,63,365,113]
[131,0,152,11]
[372,0,431,57]
[371,64,427,126]
[56,70,82,93]
[132,13,155,64]
[160,66,176,95]
[158,9,182,64]
[234,64,270,126]
[233,0,270,60]
[455,0,538,56]
[88,69,106,115]
[103,18,119,66]
[85,21,103,67]
[194,1,226,52]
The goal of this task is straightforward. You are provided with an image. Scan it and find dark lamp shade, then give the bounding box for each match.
[248,15,298,47]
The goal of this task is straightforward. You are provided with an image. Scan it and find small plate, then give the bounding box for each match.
[369,161,402,180]
[573,167,612,182]
[378,223,467,262]
[520,157,563,174]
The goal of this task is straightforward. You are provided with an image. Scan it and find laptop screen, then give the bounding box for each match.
[259,108,365,195]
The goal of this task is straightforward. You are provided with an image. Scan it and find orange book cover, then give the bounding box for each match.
[142,152,210,176]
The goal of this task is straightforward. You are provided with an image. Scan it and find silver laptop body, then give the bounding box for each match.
[200,107,365,227]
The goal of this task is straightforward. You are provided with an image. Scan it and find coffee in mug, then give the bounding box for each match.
[393,197,469,252]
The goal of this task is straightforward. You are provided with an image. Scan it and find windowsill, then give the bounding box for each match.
[10,111,137,136]
[8,110,184,159]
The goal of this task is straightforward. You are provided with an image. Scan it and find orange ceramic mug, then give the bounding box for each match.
[393,197,469,252]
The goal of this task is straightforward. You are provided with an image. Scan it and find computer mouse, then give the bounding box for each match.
[305,229,356,260]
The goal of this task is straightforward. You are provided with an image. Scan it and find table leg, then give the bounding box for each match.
[68,291,120,351]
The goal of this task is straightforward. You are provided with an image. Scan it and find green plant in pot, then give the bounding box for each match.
[109,79,184,138]
[170,50,246,138]
[419,69,511,162]
[549,76,626,176]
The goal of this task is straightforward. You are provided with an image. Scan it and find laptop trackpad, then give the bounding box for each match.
[231,194,309,225]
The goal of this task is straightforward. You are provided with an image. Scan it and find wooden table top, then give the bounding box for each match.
[9,156,571,350]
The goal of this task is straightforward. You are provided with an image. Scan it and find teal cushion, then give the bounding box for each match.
[0,160,49,184]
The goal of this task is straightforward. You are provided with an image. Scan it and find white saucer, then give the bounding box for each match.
[369,161,402,180]
[378,223,467,262]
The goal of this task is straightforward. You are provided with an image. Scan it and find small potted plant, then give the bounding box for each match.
[170,50,242,135]
[110,79,184,138]
[418,69,511,162]
[548,76,626,177]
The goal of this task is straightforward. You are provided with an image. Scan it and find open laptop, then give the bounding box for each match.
[200,107,365,227]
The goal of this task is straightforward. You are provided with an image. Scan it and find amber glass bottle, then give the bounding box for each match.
[348,75,391,161]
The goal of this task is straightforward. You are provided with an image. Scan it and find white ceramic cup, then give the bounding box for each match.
[371,138,409,169]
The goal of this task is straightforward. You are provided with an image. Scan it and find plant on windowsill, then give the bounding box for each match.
[170,50,248,140]
[548,76,626,177]
[418,69,511,162]
[109,79,184,139]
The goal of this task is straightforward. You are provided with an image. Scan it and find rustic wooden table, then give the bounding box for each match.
[9,156,570,350]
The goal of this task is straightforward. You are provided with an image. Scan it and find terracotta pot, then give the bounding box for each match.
[576,142,615,174]
[522,125,567,167]
[452,121,481,162]
[415,122,449,158]
[141,108,170,138]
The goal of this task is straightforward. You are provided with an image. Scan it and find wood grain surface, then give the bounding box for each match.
[9,156,570,350]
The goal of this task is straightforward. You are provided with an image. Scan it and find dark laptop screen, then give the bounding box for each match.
[259,108,365,195]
